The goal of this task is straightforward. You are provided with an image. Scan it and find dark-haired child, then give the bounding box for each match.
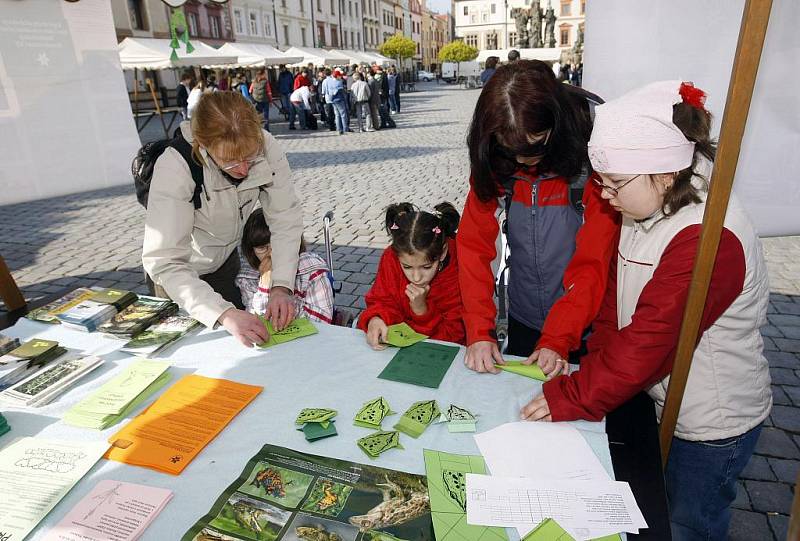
[358,202,466,348]
[235,211,334,324]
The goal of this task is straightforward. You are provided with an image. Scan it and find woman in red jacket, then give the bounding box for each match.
[358,202,466,347]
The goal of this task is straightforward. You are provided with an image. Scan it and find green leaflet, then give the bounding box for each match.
[354,397,393,428]
[295,408,337,425]
[357,430,402,458]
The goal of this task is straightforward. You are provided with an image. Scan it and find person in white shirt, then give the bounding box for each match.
[350,72,373,132]
[290,85,315,130]
[186,80,206,119]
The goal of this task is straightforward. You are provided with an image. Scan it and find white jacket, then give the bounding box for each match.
[142,121,303,328]
[617,188,772,441]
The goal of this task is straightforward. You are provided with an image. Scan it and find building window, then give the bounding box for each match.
[349,1,353,16]
[317,0,321,12]
[508,31,516,47]
[331,25,339,47]
[263,14,272,36]
[299,0,304,12]
[355,3,358,16]
[187,12,199,37]
[463,5,468,16]
[581,0,586,14]
[209,15,221,38]
[233,8,245,34]
[128,0,147,30]
[470,13,477,23]
[465,34,477,47]
[249,12,259,35]
[481,12,488,22]
[318,23,326,46]
[283,24,290,45]
[357,31,361,48]
[330,0,335,15]
[561,0,571,16]
[560,24,571,46]
[300,26,307,46]
[490,3,496,13]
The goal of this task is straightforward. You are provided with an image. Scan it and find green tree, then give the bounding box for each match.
[379,34,417,66]
[438,40,479,81]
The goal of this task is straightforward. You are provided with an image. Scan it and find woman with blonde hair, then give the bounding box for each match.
[142,91,303,346]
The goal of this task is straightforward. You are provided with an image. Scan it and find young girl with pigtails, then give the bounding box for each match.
[358,202,466,348]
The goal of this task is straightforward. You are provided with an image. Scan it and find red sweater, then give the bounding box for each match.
[358,239,466,345]
[457,175,620,357]
[293,74,310,90]
[543,226,745,421]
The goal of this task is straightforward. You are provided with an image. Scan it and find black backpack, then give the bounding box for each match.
[132,128,205,209]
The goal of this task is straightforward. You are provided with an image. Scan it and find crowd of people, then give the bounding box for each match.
[480,49,583,87]
[176,63,406,136]
[153,59,770,540]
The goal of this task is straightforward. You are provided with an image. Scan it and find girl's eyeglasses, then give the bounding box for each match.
[593,174,642,196]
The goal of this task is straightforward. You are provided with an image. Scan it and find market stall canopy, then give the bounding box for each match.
[216,43,303,68]
[118,37,237,70]
[284,46,351,67]
[329,49,376,65]
[476,48,562,63]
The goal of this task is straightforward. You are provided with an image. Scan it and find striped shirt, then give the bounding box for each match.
[236,251,334,324]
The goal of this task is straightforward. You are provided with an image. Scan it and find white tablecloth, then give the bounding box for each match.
[1,318,613,540]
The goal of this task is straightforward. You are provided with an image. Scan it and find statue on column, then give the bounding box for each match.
[545,0,556,48]
[530,0,543,48]
[510,7,531,48]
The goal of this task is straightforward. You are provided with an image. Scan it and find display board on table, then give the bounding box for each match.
[0,0,140,206]
[582,0,799,237]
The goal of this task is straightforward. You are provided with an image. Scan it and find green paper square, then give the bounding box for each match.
[258,316,318,347]
[384,322,428,347]
[378,341,459,388]
[302,421,338,441]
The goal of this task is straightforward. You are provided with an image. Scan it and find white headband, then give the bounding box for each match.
[588,80,696,174]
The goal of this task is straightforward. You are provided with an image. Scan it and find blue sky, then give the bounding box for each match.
[427,0,451,14]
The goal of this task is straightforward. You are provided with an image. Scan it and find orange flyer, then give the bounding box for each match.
[105,374,262,474]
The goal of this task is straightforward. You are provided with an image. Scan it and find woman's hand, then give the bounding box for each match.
[524,347,570,379]
[405,283,430,315]
[366,317,389,350]
[521,393,552,422]
[464,340,504,374]
[265,286,296,331]
[219,308,268,347]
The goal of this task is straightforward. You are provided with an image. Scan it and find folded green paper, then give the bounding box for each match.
[522,518,622,541]
[394,400,440,439]
[300,421,338,441]
[496,360,547,381]
[258,317,318,347]
[383,322,428,347]
[357,430,402,458]
[295,408,337,425]
[353,396,393,429]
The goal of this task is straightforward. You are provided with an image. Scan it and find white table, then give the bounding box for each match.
[1,318,614,540]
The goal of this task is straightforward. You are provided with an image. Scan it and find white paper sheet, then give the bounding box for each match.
[0,437,109,540]
[474,422,611,482]
[465,474,648,541]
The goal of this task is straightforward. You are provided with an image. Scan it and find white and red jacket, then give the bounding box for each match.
[545,179,772,441]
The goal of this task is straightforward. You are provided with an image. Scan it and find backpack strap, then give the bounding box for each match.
[169,129,205,210]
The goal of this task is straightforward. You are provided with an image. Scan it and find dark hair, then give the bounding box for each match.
[467,60,593,202]
[661,102,717,215]
[485,56,499,69]
[507,49,520,61]
[324,68,332,76]
[241,211,306,270]
[384,202,460,262]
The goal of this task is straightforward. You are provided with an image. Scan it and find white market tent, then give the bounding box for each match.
[216,43,303,68]
[476,47,562,63]
[284,46,351,67]
[117,37,237,70]
[330,49,393,66]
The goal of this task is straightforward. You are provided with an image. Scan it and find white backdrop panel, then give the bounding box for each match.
[582,0,800,237]
[0,0,140,206]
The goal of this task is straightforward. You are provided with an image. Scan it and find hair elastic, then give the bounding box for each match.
[390,223,399,230]
[432,226,442,235]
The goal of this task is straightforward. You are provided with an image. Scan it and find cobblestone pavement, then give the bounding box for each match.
[1,82,799,539]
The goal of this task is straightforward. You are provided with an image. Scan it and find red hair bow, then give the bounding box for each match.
[680,82,707,110]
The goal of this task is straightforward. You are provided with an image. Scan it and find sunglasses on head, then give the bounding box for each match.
[495,129,552,159]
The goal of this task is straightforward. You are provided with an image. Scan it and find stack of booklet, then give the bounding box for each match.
[0,411,8,436]
[56,289,137,332]
[0,333,20,355]
[0,354,104,408]
[25,287,97,323]
[64,359,171,430]
[120,314,201,357]
[0,339,67,391]
[98,296,178,339]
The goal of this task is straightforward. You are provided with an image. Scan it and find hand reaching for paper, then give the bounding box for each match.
[218,308,268,347]
[464,340,503,374]
[366,317,389,350]
[264,286,296,331]
[524,347,569,379]
[520,392,552,422]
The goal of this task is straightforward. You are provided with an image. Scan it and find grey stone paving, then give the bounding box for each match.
[1,81,799,540]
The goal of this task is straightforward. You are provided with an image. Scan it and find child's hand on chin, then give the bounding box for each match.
[405,283,430,315]
[366,317,389,350]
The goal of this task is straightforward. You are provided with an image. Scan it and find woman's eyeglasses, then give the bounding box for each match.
[593,174,642,196]
[217,154,264,172]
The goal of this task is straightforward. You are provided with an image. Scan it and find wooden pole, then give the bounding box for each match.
[146,77,169,138]
[789,472,800,541]
[659,0,773,466]
[133,67,139,120]
[0,255,25,312]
